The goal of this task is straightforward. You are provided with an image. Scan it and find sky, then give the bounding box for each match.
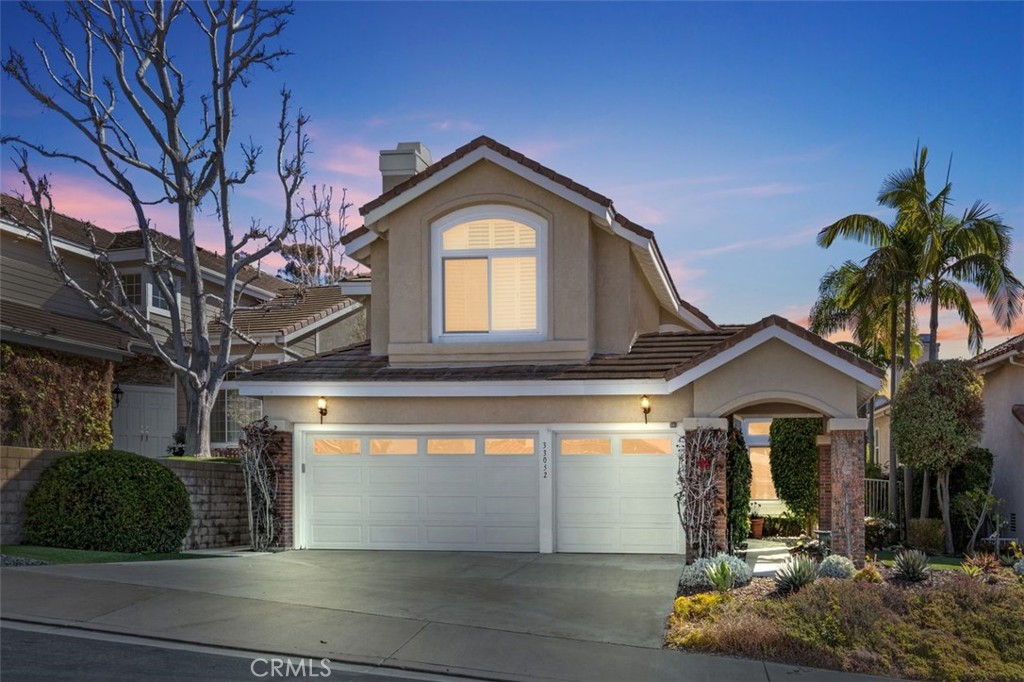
[2,2,1022,359]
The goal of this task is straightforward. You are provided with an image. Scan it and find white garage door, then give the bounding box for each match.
[111,385,177,458]
[555,432,681,553]
[304,432,540,551]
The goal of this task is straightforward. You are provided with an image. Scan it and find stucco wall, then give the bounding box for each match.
[981,362,1024,537]
[693,339,859,418]
[264,387,694,427]
[364,159,686,365]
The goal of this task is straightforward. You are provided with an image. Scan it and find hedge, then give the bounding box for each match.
[726,428,752,549]
[769,418,822,530]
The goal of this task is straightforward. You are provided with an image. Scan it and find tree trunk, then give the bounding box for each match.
[901,283,914,532]
[888,304,899,527]
[182,382,215,458]
[937,469,955,555]
[867,400,875,468]
[920,470,931,518]
[929,284,941,362]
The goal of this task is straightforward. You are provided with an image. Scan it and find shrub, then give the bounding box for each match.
[1014,559,1024,578]
[892,549,931,582]
[23,449,192,553]
[962,552,1002,575]
[763,510,803,537]
[166,426,187,456]
[853,564,883,583]
[775,556,818,593]
[705,560,735,592]
[908,518,945,554]
[768,418,821,531]
[672,592,731,621]
[680,553,752,591]
[726,428,752,550]
[819,554,855,579]
[865,516,897,550]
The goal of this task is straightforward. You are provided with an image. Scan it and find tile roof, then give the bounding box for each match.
[1,194,293,296]
[0,300,130,354]
[212,286,356,337]
[236,316,883,384]
[971,333,1024,366]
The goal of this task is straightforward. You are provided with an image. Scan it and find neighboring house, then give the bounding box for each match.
[0,194,365,457]
[972,334,1024,540]
[233,136,883,558]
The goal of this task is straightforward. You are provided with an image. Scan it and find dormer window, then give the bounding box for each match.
[431,205,547,342]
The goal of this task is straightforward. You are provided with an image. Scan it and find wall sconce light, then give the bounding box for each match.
[112,381,124,409]
[317,397,328,424]
[640,395,651,424]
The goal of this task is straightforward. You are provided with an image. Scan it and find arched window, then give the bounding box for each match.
[431,206,547,341]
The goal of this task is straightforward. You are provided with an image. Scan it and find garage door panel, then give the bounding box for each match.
[620,527,677,551]
[484,526,538,546]
[312,495,362,514]
[369,525,420,544]
[426,526,477,545]
[558,466,619,489]
[620,496,672,516]
[483,496,537,515]
[425,467,477,485]
[620,468,670,488]
[311,524,363,545]
[369,467,420,485]
[558,495,616,516]
[481,466,534,487]
[311,467,363,486]
[369,496,420,514]
[426,496,478,515]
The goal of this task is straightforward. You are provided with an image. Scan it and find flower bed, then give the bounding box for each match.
[666,564,1024,682]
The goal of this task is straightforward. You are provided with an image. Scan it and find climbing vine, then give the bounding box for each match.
[0,343,113,450]
[238,417,278,551]
[677,427,727,562]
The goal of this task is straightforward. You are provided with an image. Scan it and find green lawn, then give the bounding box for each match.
[1,545,220,564]
[874,550,963,570]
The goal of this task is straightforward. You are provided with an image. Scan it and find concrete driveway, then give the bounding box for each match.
[16,551,683,648]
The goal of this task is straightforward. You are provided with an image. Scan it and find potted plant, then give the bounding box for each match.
[749,502,765,539]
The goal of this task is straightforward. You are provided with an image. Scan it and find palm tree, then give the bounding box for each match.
[879,147,1022,360]
[811,218,925,520]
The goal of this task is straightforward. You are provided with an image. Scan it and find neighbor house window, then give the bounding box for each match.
[211,389,263,445]
[150,277,173,311]
[121,273,144,306]
[432,206,547,341]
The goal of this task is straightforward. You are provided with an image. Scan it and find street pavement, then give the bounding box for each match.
[0,551,901,682]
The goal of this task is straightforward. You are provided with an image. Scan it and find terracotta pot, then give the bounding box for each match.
[750,517,765,539]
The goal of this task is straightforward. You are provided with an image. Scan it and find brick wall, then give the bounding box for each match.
[817,438,832,531]
[1,446,249,550]
[267,431,294,549]
[829,429,866,563]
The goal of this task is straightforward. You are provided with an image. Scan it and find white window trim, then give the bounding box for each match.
[119,266,180,320]
[430,205,548,343]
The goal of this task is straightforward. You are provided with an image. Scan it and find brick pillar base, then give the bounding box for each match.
[267,430,294,549]
[827,422,866,564]
[817,435,832,531]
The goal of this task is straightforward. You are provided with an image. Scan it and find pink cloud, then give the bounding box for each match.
[665,259,708,304]
[317,143,381,179]
[430,119,483,133]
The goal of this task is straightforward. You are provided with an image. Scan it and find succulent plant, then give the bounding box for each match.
[679,553,753,590]
[818,554,856,579]
[705,559,735,592]
[775,555,818,593]
[853,564,884,583]
[892,549,931,582]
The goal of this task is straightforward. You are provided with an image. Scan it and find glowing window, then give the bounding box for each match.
[747,421,772,436]
[560,438,611,455]
[369,438,418,455]
[484,438,535,455]
[427,438,477,455]
[313,438,361,455]
[622,438,673,455]
[750,446,778,499]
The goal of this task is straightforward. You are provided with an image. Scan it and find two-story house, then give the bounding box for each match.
[234,136,883,558]
[0,194,366,457]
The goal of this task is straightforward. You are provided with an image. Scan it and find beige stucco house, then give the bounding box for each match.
[234,136,883,559]
[972,335,1024,540]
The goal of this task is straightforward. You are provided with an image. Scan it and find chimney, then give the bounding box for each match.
[917,333,940,363]
[379,142,432,193]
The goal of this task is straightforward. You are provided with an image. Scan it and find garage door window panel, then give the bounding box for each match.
[427,438,477,455]
[484,437,535,455]
[370,438,419,455]
[622,437,673,455]
[560,437,612,455]
[313,438,362,455]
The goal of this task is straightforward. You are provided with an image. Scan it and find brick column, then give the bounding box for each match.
[681,418,729,563]
[817,435,832,531]
[827,419,866,564]
[267,430,294,549]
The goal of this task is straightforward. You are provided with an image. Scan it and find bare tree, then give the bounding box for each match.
[278,185,356,285]
[2,1,319,456]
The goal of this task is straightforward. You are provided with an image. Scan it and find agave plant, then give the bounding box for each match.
[775,556,818,593]
[892,549,931,582]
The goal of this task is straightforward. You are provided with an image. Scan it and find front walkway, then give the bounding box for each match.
[745,538,793,577]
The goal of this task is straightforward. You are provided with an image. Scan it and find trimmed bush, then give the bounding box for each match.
[865,516,897,550]
[23,449,192,553]
[726,428,752,550]
[908,518,945,554]
[680,553,753,591]
[1013,559,1024,578]
[768,418,821,530]
[819,555,856,579]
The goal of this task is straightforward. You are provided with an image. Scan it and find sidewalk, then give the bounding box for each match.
[1,554,896,682]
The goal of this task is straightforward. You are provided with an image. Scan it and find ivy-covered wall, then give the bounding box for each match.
[0,343,114,450]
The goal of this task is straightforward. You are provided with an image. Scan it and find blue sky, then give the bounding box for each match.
[2,1,1022,357]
